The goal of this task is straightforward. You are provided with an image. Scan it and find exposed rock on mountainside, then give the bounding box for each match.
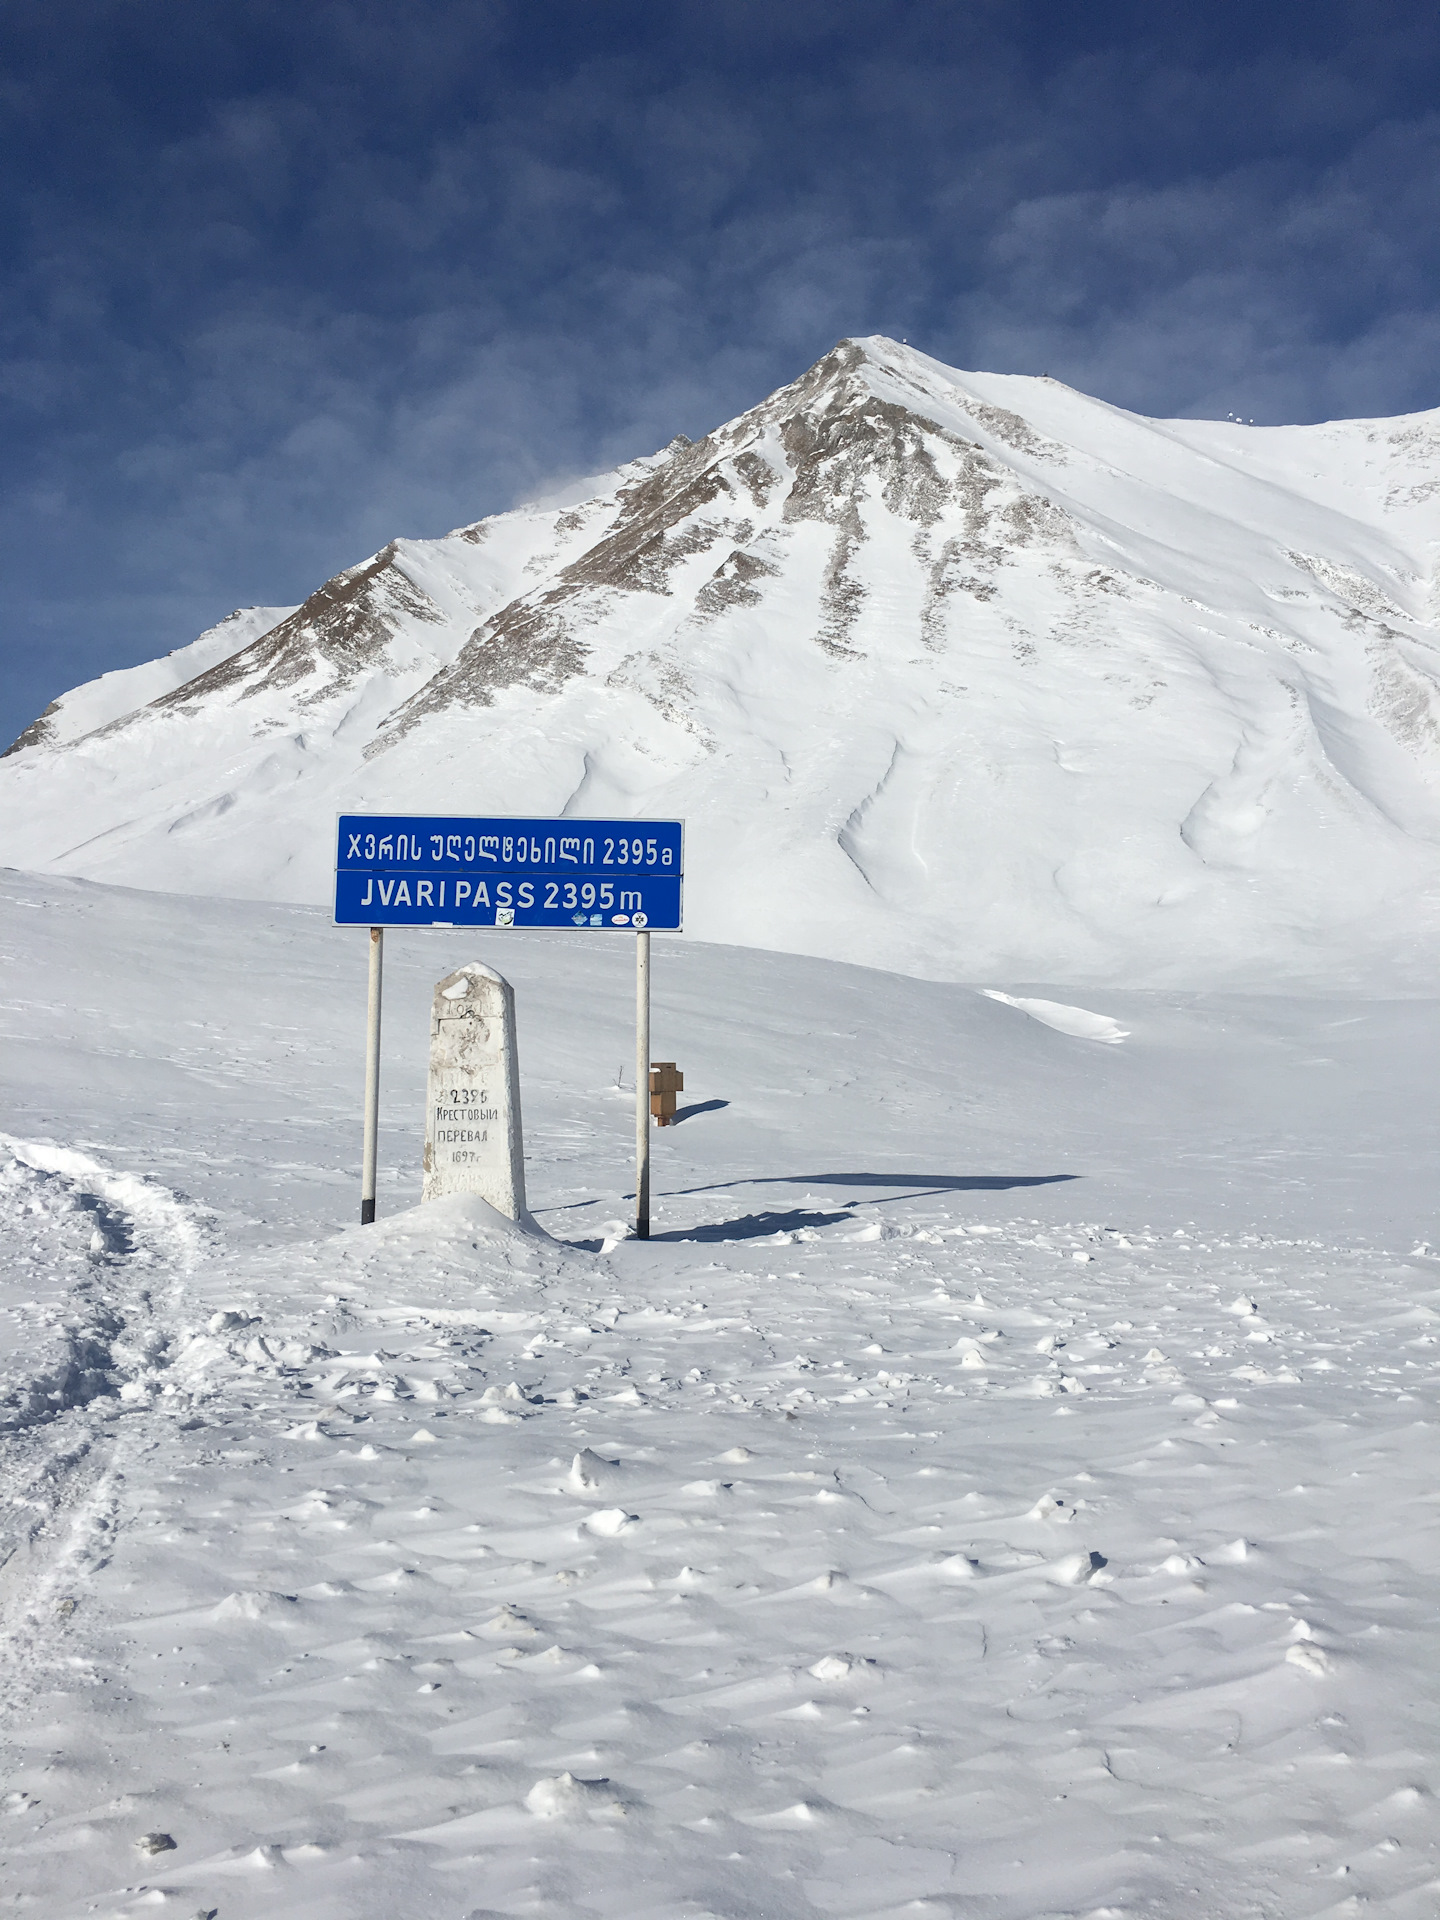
[372,342,1088,738]
[5,336,1440,986]
[151,544,444,712]
[5,702,64,759]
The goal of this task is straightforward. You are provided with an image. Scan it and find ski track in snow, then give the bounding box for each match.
[1,876,1439,1917]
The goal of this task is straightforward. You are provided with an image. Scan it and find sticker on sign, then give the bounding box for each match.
[334,814,684,930]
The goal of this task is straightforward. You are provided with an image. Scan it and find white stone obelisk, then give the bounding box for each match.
[422,963,527,1218]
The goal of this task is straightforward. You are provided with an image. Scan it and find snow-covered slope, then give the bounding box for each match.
[6,337,1440,986]
[5,605,297,753]
[4,871,1440,1918]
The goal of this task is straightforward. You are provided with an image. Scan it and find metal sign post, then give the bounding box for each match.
[334,814,683,1233]
[360,926,383,1225]
[636,929,651,1239]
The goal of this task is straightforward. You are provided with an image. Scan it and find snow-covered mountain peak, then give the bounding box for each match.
[5,337,1440,987]
[370,337,1096,751]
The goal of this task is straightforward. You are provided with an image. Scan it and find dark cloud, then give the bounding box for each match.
[3,0,1440,743]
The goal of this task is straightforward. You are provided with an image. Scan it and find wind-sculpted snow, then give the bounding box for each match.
[6,336,1440,986]
[2,872,1440,1915]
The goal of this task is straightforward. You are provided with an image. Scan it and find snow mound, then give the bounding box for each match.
[582,1507,637,1537]
[339,1192,554,1247]
[981,991,1130,1043]
[567,1448,625,1494]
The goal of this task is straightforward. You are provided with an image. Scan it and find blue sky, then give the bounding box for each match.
[4,0,1440,746]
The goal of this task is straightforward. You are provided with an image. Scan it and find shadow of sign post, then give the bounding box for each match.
[640,1171,1079,1241]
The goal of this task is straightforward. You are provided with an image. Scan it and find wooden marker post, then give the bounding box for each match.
[636,929,651,1238]
[360,926,383,1224]
[650,1061,683,1126]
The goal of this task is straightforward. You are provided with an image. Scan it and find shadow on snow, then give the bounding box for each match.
[644,1172,1078,1242]
[540,1172,1078,1247]
[664,1171,1079,1202]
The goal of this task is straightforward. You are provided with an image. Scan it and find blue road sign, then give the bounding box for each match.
[334,814,683,929]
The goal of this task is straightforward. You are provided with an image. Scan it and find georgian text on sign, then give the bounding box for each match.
[334,814,683,930]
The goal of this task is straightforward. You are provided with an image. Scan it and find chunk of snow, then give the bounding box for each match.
[981,991,1130,1044]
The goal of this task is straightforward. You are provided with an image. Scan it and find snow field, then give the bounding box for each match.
[4,1188,1438,1918]
[0,871,1438,1916]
